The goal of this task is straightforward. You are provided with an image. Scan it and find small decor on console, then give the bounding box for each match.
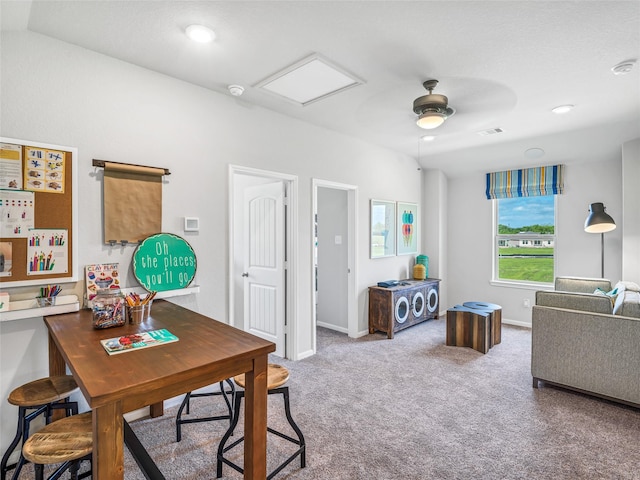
[413,254,428,280]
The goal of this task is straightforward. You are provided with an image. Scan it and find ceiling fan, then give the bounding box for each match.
[413,79,456,129]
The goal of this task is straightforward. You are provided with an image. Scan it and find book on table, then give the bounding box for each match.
[100,328,179,355]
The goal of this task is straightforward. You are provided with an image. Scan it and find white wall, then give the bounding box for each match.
[316,187,348,331]
[0,30,422,454]
[423,169,448,313]
[622,138,640,284]
[446,158,624,326]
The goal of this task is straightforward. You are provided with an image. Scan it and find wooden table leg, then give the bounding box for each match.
[93,402,124,479]
[48,333,68,421]
[243,355,268,479]
[149,402,164,418]
[48,333,66,377]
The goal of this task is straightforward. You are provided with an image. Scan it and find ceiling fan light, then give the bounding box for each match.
[417,112,445,129]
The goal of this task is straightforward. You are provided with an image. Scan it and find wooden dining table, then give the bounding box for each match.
[44,299,275,479]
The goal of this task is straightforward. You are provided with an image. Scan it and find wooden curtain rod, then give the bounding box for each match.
[92,159,171,175]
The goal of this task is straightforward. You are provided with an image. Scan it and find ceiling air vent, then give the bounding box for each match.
[477,128,504,136]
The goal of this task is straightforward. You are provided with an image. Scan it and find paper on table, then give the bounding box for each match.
[100,328,179,355]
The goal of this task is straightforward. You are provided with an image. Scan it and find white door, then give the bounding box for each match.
[243,181,285,356]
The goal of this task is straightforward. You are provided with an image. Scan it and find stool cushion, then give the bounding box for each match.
[234,364,289,390]
[8,376,79,407]
[22,412,92,465]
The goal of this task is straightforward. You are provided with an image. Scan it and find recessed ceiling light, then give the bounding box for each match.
[421,135,436,142]
[524,148,545,159]
[552,104,574,114]
[611,60,636,75]
[185,25,215,43]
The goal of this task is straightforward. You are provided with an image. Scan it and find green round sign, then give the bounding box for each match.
[133,233,197,292]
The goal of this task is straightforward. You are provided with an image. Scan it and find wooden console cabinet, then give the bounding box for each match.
[368,278,440,338]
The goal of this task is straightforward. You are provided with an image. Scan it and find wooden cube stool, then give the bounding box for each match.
[22,412,92,480]
[1,376,79,480]
[462,301,502,347]
[446,305,491,354]
[216,364,306,480]
[175,379,235,442]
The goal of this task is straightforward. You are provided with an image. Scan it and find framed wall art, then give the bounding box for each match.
[370,199,396,258]
[397,202,418,255]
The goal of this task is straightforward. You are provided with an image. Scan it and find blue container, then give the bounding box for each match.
[416,255,429,277]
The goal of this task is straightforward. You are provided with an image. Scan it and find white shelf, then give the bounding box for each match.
[0,295,80,322]
[122,285,201,300]
[0,286,201,323]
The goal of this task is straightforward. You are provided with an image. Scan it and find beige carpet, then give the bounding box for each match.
[16,320,640,479]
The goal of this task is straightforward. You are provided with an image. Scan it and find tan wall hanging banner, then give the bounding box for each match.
[103,161,164,245]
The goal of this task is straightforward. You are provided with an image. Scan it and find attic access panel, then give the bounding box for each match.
[256,54,363,106]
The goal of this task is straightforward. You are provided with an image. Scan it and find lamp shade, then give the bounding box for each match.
[584,202,616,233]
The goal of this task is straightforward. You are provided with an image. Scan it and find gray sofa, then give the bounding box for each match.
[532,276,640,407]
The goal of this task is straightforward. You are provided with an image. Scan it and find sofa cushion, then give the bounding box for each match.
[554,276,611,294]
[535,290,613,314]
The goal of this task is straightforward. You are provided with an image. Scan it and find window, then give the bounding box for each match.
[494,196,555,284]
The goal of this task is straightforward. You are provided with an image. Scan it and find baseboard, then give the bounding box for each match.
[317,322,369,338]
[503,318,532,328]
[316,321,348,334]
[123,394,188,423]
[296,348,315,360]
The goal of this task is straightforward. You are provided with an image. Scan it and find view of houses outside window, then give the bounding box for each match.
[495,196,555,284]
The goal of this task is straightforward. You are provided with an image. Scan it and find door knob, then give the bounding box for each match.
[241,272,249,277]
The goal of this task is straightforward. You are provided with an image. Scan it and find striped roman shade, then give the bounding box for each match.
[485,164,564,199]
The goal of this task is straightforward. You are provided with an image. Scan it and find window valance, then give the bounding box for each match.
[485,164,564,199]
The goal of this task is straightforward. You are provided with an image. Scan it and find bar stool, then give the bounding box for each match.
[175,379,235,442]
[216,364,306,480]
[22,412,92,480]
[1,376,79,480]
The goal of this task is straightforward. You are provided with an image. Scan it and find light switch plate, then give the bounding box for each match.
[184,217,199,232]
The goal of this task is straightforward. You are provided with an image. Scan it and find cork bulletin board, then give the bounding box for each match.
[0,137,78,288]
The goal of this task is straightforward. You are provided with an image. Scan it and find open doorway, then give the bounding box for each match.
[229,165,298,359]
[312,179,358,350]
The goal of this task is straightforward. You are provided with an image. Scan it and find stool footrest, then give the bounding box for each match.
[216,384,306,480]
[175,380,234,443]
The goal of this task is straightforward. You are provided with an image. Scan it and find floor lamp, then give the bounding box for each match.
[584,202,616,278]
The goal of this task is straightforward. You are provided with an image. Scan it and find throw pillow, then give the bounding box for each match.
[615,281,640,292]
[594,287,618,308]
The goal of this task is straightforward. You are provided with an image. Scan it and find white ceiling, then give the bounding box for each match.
[2,1,639,177]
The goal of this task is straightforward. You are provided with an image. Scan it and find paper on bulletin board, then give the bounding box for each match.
[0,242,12,277]
[24,147,65,193]
[0,190,34,237]
[0,143,23,190]
[26,229,68,275]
